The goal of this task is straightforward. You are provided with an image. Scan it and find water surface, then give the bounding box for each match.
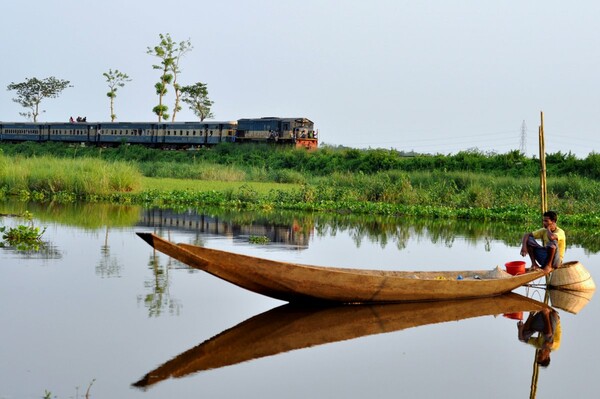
[0,204,597,398]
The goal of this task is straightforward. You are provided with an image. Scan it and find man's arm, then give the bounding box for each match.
[520,232,532,256]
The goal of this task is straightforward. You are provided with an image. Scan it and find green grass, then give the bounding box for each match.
[3,145,600,225]
[140,176,299,194]
[0,153,141,196]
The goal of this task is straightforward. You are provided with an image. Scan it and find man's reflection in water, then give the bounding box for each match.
[517,307,561,367]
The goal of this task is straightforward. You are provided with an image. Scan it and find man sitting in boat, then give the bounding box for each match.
[517,307,561,367]
[520,210,566,274]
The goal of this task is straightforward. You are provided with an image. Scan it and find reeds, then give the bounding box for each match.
[0,153,142,196]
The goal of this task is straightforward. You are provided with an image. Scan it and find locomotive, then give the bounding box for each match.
[0,117,318,149]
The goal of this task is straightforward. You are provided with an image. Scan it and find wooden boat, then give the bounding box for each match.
[132,292,548,388]
[136,232,544,303]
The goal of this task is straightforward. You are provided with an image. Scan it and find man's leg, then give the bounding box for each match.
[545,240,560,273]
[526,236,545,270]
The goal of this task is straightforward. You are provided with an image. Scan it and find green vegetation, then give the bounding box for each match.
[249,235,271,244]
[0,211,46,250]
[2,142,600,226]
[1,199,142,229]
[3,142,600,179]
[103,68,132,122]
[0,151,141,199]
[6,32,211,123]
[6,77,72,122]
[180,82,214,121]
[147,33,194,121]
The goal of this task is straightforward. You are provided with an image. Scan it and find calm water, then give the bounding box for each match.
[0,203,598,399]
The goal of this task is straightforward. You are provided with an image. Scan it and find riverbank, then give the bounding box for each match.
[2,144,600,226]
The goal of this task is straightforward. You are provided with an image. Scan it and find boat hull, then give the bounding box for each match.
[137,232,544,303]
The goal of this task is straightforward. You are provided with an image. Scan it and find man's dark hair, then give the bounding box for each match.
[543,210,558,222]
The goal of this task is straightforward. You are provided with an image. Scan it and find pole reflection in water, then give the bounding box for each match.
[524,286,595,399]
[133,293,548,389]
[96,226,122,278]
[138,246,182,317]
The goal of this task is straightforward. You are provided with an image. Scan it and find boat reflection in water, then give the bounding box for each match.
[133,293,547,389]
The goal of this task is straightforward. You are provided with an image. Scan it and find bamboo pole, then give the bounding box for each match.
[539,112,547,213]
[530,111,550,398]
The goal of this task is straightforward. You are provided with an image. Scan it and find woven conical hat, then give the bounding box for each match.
[549,288,595,314]
[549,261,596,291]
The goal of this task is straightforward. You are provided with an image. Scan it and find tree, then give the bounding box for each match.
[6,77,71,122]
[103,69,131,122]
[147,33,178,121]
[169,38,193,122]
[180,82,214,121]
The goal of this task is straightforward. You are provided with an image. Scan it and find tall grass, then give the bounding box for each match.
[3,144,600,220]
[0,153,142,196]
[302,170,600,215]
[138,161,247,181]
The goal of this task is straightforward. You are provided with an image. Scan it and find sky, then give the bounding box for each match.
[2,0,600,158]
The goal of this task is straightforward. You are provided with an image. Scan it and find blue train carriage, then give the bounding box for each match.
[204,121,237,145]
[160,121,237,147]
[47,122,97,143]
[0,122,47,142]
[236,117,317,147]
[95,122,157,146]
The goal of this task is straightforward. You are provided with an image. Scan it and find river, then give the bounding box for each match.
[0,202,597,398]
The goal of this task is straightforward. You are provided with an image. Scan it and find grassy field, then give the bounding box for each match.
[140,176,299,194]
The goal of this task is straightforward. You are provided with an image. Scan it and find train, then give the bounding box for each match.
[0,117,318,149]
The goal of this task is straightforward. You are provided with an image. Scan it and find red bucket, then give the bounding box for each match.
[503,312,524,320]
[505,261,526,276]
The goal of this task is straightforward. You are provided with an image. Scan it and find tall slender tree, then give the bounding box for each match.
[6,77,71,122]
[147,33,177,121]
[103,69,131,122]
[170,38,193,122]
[180,82,214,121]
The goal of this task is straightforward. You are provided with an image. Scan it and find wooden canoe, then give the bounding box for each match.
[132,292,547,388]
[136,232,545,303]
